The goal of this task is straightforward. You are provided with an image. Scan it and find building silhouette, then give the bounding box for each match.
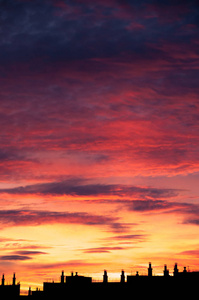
[28,263,199,299]
[0,273,20,298]
[1,263,199,298]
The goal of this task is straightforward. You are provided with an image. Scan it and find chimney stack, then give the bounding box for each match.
[103,270,108,283]
[173,263,179,277]
[12,273,16,286]
[148,263,152,277]
[120,270,125,283]
[164,265,169,277]
[61,270,65,284]
[1,274,5,286]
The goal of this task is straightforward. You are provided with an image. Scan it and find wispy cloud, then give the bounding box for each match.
[15,250,47,256]
[109,234,147,241]
[124,199,199,227]
[179,249,199,257]
[125,200,178,212]
[27,260,102,270]
[0,255,32,261]
[83,246,125,253]
[0,209,130,233]
[0,180,180,199]
[0,250,48,262]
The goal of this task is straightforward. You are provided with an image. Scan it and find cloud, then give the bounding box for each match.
[83,233,148,253]
[0,250,48,262]
[183,219,199,226]
[0,237,26,243]
[0,209,128,233]
[124,199,199,228]
[1,187,199,230]
[15,250,48,256]
[1,0,198,70]
[0,149,27,162]
[179,249,199,257]
[110,234,147,241]
[0,255,32,261]
[124,199,199,216]
[28,259,101,270]
[0,209,112,226]
[0,7,199,178]
[0,180,180,199]
[126,200,176,212]
[83,246,125,253]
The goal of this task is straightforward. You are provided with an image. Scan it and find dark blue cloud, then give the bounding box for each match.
[0,149,33,162]
[0,179,180,198]
[0,0,198,181]
[0,0,198,66]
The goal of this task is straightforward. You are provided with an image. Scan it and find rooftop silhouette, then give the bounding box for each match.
[0,273,20,298]
[2,262,199,299]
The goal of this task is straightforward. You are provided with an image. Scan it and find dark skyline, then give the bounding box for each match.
[1,262,199,297]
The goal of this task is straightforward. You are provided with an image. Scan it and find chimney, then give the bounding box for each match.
[173,263,179,277]
[164,265,169,277]
[103,270,108,283]
[148,263,152,277]
[120,270,125,283]
[1,274,5,286]
[12,273,16,286]
[61,270,64,284]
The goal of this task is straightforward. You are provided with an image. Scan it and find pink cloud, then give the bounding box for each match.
[0,209,131,233]
[83,246,125,253]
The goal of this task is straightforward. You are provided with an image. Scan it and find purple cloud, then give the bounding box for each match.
[110,234,147,241]
[0,209,113,226]
[15,250,47,256]
[124,199,199,228]
[0,255,32,261]
[0,180,180,199]
[126,200,175,212]
[0,209,130,233]
[0,250,48,262]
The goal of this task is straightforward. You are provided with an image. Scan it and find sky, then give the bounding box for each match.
[0,0,199,294]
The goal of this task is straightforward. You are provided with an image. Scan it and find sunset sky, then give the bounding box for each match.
[1,0,199,294]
